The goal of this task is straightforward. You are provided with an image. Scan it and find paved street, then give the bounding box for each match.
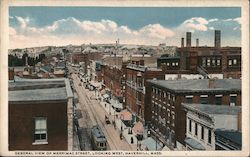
[72,73,136,151]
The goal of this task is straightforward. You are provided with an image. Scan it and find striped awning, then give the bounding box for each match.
[132,121,144,135]
[120,109,132,121]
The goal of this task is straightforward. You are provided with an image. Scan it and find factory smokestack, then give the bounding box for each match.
[196,38,199,47]
[215,30,221,48]
[181,38,184,47]
[186,32,191,47]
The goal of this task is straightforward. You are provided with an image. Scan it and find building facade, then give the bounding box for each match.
[9,78,73,150]
[125,64,164,124]
[182,103,241,150]
[145,79,241,149]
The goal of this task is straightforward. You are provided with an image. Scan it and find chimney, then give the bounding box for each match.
[208,78,215,88]
[181,38,184,47]
[186,32,191,47]
[196,38,199,47]
[215,30,221,48]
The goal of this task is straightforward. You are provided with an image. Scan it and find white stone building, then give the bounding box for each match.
[182,103,241,150]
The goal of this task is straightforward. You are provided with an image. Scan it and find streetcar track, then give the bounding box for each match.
[73,74,118,150]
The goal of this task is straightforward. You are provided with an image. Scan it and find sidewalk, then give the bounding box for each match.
[87,89,139,151]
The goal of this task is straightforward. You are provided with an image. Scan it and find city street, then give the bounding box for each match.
[71,73,136,151]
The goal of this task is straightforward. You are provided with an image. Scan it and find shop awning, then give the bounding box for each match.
[185,137,205,150]
[100,89,106,95]
[120,109,132,121]
[90,81,101,88]
[141,137,162,151]
[103,94,110,99]
[132,121,144,135]
[111,99,123,109]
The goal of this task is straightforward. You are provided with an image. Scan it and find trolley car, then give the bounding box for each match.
[91,125,107,150]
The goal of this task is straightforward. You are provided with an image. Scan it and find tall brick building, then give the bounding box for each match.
[9,78,73,150]
[158,30,241,79]
[145,79,241,149]
[125,64,164,123]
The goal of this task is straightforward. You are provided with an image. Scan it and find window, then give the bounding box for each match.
[215,95,222,105]
[228,59,232,66]
[212,59,216,67]
[176,62,179,66]
[200,95,208,104]
[172,95,175,101]
[207,58,211,67]
[185,95,193,103]
[172,62,175,66]
[208,129,212,144]
[34,117,47,144]
[230,94,237,106]
[189,119,192,133]
[233,59,237,65]
[167,62,170,66]
[100,142,104,147]
[201,126,204,140]
[195,123,198,136]
[217,59,221,66]
[202,57,206,67]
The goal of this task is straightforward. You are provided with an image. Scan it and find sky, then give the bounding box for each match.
[9,7,241,49]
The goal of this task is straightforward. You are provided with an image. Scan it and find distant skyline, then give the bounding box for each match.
[9,7,241,49]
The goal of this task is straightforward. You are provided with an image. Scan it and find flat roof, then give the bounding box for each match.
[148,79,241,93]
[9,87,67,102]
[9,78,73,103]
[127,64,162,72]
[215,129,241,146]
[182,103,241,115]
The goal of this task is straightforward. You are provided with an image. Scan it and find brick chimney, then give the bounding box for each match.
[196,38,199,47]
[208,78,215,88]
[186,32,192,47]
[181,38,184,47]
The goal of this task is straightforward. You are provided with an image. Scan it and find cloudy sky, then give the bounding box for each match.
[9,7,241,49]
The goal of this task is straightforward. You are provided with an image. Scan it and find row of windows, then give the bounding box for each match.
[166,62,179,67]
[228,58,240,67]
[201,57,221,68]
[185,94,237,106]
[152,87,175,102]
[188,119,212,144]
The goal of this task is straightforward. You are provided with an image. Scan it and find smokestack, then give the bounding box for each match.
[181,38,184,47]
[215,30,221,48]
[196,38,199,47]
[186,32,191,47]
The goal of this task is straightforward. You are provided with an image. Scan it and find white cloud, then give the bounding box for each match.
[10,17,175,48]
[180,17,210,31]
[9,16,241,48]
[208,18,218,23]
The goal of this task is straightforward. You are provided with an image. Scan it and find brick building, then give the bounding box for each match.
[9,78,73,150]
[71,52,85,64]
[125,64,164,123]
[158,30,241,79]
[145,79,241,149]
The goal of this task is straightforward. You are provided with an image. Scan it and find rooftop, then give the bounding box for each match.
[215,129,242,146]
[182,103,241,115]
[127,63,162,72]
[148,79,241,93]
[9,78,73,103]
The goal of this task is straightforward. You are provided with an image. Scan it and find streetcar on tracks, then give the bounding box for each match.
[91,125,107,150]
